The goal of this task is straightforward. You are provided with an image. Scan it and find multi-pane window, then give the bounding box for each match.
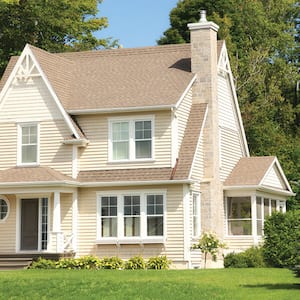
[147,195,163,236]
[124,196,140,237]
[0,197,8,221]
[110,118,153,161]
[112,122,129,160]
[19,124,38,164]
[227,197,252,235]
[101,196,118,237]
[135,121,152,159]
[227,196,281,236]
[41,198,48,250]
[98,192,164,241]
[192,193,201,237]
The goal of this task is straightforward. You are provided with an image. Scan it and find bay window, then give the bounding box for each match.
[109,117,153,161]
[97,191,165,243]
[226,195,283,236]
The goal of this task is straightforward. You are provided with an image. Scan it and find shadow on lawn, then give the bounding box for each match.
[243,283,300,290]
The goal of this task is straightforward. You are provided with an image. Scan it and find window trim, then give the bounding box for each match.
[96,190,166,244]
[17,122,40,166]
[192,192,201,238]
[225,194,284,237]
[108,116,155,162]
[0,195,9,222]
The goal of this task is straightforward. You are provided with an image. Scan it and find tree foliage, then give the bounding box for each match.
[158,1,300,208]
[0,0,111,75]
[263,211,300,268]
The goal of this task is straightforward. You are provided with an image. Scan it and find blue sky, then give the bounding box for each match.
[96,0,179,48]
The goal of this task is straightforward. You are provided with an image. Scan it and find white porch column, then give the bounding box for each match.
[53,191,63,252]
[72,190,78,253]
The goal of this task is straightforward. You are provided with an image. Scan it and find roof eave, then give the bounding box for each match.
[67,104,175,115]
[0,180,78,188]
[79,179,194,187]
[223,184,295,197]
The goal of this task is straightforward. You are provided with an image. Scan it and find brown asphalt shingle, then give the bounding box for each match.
[224,156,276,186]
[0,166,75,183]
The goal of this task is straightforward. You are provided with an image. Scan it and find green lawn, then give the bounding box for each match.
[0,268,299,300]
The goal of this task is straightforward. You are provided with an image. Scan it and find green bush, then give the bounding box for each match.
[125,255,146,270]
[224,247,266,268]
[263,211,300,268]
[100,256,124,269]
[30,257,56,269]
[147,255,171,270]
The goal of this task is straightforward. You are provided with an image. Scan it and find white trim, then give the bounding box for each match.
[217,42,250,157]
[174,75,197,109]
[17,122,40,166]
[188,105,208,179]
[72,190,78,252]
[259,157,293,193]
[108,115,155,162]
[68,105,175,115]
[0,195,10,223]
[171,109,178,167]
[0,44,80,139]
[72,145,78,179]
[53,191,61,232]
[96,189,166,243]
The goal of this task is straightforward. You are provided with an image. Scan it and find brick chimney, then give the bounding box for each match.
[188,11,223,240]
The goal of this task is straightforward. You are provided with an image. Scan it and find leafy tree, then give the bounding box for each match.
[192,232,226,268]
[0,0,112,75]
[158,1,300,208]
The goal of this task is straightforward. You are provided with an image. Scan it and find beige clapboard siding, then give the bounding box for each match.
[224,236,262,252]
[60,193,73,235]
[40,120,73,176]
[176,88,193,151]
[76,185,185,262]
[220,127,243,181]
[0,195,16,252]
[218,73,244,181]
[190,134,204,183]
[263,166,285,189]
[0,77,64,122]
[0,123,17,170]
[77,110,172,171]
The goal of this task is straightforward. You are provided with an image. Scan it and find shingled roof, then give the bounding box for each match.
[1,42,224,112]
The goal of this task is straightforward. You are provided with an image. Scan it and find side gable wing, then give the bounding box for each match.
[0,44,81,139]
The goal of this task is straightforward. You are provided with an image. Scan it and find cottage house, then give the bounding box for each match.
[0,12,293,269]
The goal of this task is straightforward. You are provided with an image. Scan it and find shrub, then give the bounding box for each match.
[30,257,56,269]
[224,247,266,268]
[147,255,171,270]
[100,256,124,269]
[263,211,300,268]
[125,255,146,270]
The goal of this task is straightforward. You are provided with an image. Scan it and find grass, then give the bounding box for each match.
[0,268,299,299]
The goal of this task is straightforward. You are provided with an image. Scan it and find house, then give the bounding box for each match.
[0,12,294,269]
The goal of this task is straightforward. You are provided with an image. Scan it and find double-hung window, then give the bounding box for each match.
[110,117,153,161]
[97,191,165,243]
[18,123,39,165]
[192,193,201,237]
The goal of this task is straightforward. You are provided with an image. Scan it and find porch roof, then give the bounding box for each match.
[0,166,76,185]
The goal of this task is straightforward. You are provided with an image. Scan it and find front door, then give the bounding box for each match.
[20,199,39,250]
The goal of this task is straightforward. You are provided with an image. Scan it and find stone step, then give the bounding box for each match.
[0,257,32,270]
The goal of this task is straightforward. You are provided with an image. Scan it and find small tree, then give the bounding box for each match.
[192,232,226,268]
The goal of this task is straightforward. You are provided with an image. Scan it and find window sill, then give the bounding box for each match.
[107,159,155,164]
[95,237,165,245]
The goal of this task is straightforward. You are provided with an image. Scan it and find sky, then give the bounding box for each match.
[96,0,179,48]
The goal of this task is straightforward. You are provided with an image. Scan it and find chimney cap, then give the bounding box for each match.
[199,10,207,23]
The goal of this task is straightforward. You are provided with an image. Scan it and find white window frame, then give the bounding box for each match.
[225,194,285,237]
[17,122,40,166]
[96,190,166,244]
[108,116,154,162]
[192,192,201,238]
[0,195,10,222]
